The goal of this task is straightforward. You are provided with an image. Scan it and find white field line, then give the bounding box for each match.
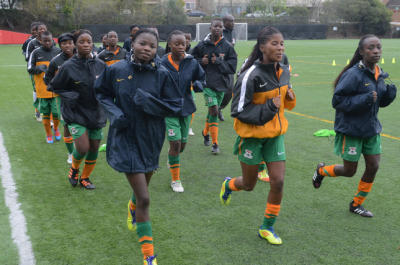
[0,132,35,265]
[0,65,26,67]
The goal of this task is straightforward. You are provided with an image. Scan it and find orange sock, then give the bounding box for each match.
[190,113,195,127]
[203,122,209,136]
[228,178,240,191]
[210,125,219,145]
[263,203,281,228]
[169,167,180,181]
[319,164,337,177]
[353,180,373,206]
[63,136,73,144]
[42,115,52,136]
[71,152,84,170]
[81,160,96,179]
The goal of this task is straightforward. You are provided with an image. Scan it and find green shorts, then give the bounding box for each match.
[165,116,191,143]
[334,133,381,162]
[234,135,286,165]
[203,87,224,107]
[68,123,103,140]
[39,97,60,116]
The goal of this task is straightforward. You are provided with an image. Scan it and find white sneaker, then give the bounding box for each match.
[188,128,195,136]
[35,112,42,122]
[171,181,184,192]
[67,154,73,164]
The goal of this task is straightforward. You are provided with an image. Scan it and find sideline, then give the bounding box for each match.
[0,132,35,265]
[287,110,400,141]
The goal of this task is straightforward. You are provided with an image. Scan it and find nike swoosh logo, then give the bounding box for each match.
[277,152,285,155]
[74,81,81,84]
[259,82,268,88]
[365,83,370,86]
[116,78,125,82]
[38,57,43,59]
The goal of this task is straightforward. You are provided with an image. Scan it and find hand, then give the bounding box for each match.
[272,96,281,108]
[201,54,209,65]
[286,89,295,101]
[211,53,217,64]
[372,91,377,102]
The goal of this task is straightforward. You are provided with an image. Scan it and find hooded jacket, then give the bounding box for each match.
[95,57,183,173]
[44,52,71,89]
[191,35,237,92]
[50,54,107,129]
[333,62,396,138]
[231,61,296,138]
[161,53,205,117]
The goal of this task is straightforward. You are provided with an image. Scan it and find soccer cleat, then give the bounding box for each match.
[54,129,61,141]
[171,180,184,192]
[258,169,270,182]
[46,136,53,144]
[188,128,195,136]
[312,162,325,189]
[67,154,73,164]
[211,143,220,154]
[220,177,232,205]
[258,226,282,245]
[202,131,211,146]
[349,201,373,217]
[127,200,137,231]
[144,255,157,265]
[35,111,42,122]
[80,178,96,189]
[68,167,79,187]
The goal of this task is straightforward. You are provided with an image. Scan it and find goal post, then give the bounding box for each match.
[195,23,248,42]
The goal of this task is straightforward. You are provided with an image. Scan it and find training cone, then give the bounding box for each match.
[392,58,396,64]
[346,59,350,65]
[381,58,385,64]
[332,60,336,66]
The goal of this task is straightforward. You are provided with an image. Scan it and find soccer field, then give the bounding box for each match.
[0,39,399,265]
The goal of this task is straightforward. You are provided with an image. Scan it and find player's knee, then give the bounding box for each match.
[137,196,150,209]
[270,177,284,193]
[242,182,256,191]
[343,167,357,177]
[366,161,379,174]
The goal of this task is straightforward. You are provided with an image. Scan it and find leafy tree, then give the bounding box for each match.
[163,0,187,25]
[323,0,392,35]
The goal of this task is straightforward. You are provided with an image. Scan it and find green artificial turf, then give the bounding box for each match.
[0,39,399,264]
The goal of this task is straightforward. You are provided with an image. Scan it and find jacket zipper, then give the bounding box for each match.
[274,69,283,135]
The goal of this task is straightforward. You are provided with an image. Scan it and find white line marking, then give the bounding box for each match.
[0,132,35,265]
[0,65,26,67]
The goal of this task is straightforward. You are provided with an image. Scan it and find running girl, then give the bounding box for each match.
[312,35,397,217]
[220,26,296,245]
[161,30,205,192]
[45,33,75,163]
[50,29,107,189]
[95,28,182,265]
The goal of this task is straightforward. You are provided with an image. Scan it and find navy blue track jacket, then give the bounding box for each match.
[161,53,205,117]
[333,62,396,138]
[95,58,183,173]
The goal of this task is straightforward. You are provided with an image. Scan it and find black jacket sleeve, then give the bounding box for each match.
[231,72,278,125]
[214,44,237,75]
[332,71,374,113]
[134,72,183,117]
[27,50,46,75]
[44,60,57,88]
[190,43,205,66]
[95,67,129,129]
[379,83,397,107]
[50,66,79,104]
[192,61,206,92]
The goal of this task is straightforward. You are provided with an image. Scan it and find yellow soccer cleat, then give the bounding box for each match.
[127,200,136,231]
[220,177,232,205]
[258,227,282,245]
[257,169,270,182]
[144,255,157,265]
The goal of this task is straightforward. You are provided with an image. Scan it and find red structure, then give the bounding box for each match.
[0,30,31,44]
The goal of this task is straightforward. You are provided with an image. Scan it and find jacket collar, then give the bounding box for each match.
[129,54,158,72]
[357,61,388,79]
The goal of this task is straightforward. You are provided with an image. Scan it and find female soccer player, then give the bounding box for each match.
[312,35,396,217]
[50,29,107,189]
[161,30,205,192]
[45,33,75,163]
[95,28,182,265]
[220,26,296,245]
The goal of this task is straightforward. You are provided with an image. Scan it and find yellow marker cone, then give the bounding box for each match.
[381,58,385,64]
[332,60,336,66]
[346,59,350,65]
[392,58,396,64]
